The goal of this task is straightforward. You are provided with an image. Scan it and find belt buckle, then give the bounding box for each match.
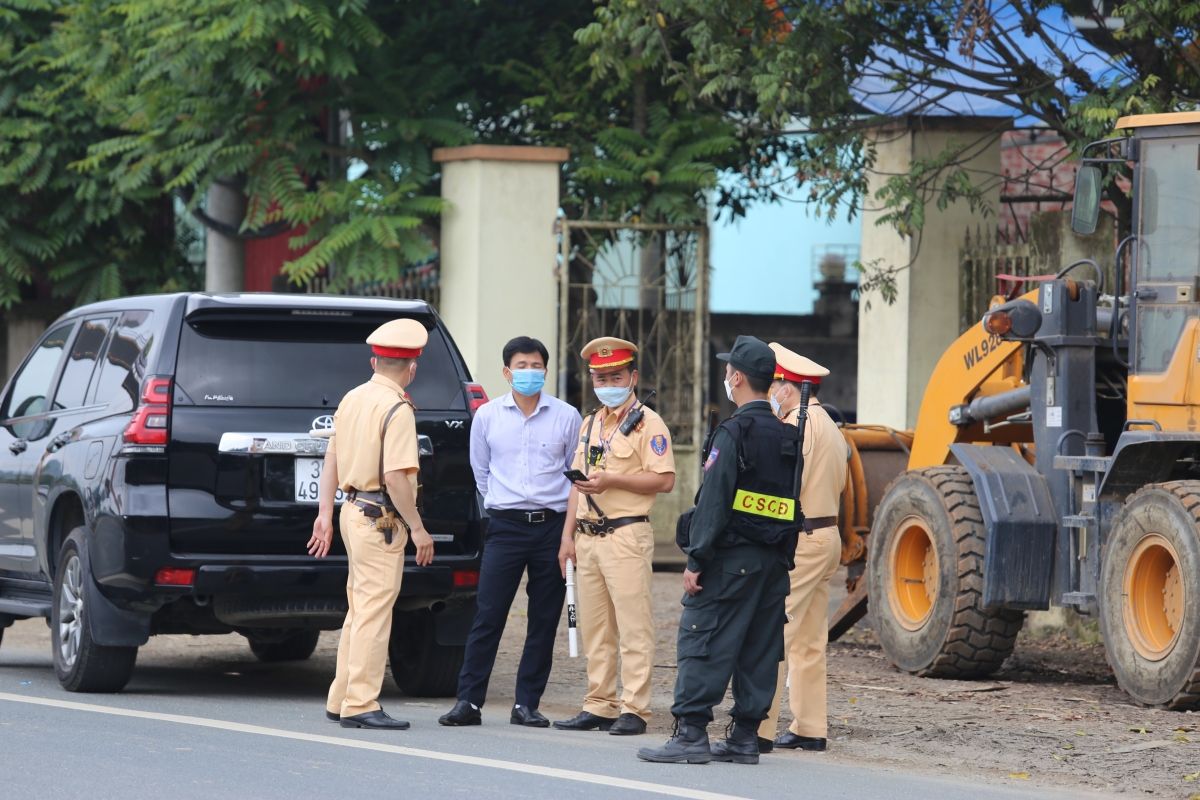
[527,510,546,524]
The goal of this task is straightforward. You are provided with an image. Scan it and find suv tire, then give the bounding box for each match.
[246,629,321,662]
[52,529,138,693]
[388,609,464,697]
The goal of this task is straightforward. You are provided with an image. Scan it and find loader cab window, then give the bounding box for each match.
[1133,136,1200,374]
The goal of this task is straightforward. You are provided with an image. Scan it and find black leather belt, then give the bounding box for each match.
[488,508,563,524]
[803,516,838,533]
[347,488,388,504]
[576,515,650,537]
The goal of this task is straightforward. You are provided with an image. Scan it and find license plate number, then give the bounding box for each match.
[295,458,345,504]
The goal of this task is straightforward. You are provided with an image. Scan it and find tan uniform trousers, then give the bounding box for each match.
[760,526,841,740]
[326,502,409,717]
[574,521,655,721]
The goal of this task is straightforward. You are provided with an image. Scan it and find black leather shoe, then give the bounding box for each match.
[553,711,617,731]
[710,720,760,765]
[325,710,340,722]
[340,710,410,730]
[774,732,826,751]
[636,719,711,764]
[609,713,647,736]
[511,705,550,727]
[439,700,482,726]
[757,737,774,754]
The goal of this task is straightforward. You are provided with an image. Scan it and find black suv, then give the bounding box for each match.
[0,293,487,693]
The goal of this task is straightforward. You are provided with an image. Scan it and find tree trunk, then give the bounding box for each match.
[205,181,246,292]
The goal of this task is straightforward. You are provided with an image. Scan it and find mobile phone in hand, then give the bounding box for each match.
[563,469,588,483]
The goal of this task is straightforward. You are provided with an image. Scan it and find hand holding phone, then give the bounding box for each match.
[563,469,588,483]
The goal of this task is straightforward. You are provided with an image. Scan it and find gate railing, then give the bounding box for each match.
[557,219,709,448]
[959,226,1052,332]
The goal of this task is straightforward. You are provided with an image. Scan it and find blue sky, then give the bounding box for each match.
[710,192,859,315]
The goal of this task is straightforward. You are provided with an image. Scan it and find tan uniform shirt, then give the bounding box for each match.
[572,396,675,519]
[328,373,419,496]
[785,399,848,518]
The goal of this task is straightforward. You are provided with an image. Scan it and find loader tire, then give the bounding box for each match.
[1099,481,1200,709]
[867,465,1024,678]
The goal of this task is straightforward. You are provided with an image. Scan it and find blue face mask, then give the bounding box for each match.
[510,369,546,397]
[594,385,633,409]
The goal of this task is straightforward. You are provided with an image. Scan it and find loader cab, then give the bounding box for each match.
[1073,113,1200,430]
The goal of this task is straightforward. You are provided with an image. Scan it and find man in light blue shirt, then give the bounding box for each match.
[439,336,582,728]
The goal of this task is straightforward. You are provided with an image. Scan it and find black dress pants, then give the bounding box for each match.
[455,513,566,709]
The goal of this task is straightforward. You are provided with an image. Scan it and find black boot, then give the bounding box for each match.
[710,719,760,765]
[636,719,711,764]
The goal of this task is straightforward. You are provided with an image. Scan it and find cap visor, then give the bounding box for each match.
[716,352,732,362]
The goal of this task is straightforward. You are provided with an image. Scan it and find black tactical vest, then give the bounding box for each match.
[712,411,802,548]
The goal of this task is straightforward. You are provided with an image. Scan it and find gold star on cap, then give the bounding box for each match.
[581,336,638,373]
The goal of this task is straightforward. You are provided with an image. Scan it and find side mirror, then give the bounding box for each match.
[1071,165,1102,235]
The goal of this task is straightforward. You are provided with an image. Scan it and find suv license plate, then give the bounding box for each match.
[295,457,345,505]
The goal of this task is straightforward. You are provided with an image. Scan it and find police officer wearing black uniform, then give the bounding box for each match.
[637,335,798,766]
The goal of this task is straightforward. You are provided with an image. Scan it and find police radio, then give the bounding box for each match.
[619,389,657,436]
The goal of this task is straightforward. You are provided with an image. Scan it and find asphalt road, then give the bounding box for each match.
[0,622,1109,800]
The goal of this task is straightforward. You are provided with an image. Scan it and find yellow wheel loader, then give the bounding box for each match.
[832,111,1200,709]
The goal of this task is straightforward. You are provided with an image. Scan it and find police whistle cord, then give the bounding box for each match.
[565,558,579,658]
[792,381,814,532]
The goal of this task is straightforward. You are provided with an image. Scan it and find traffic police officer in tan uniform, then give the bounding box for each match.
[759,343,848,752]
[307,318,435,730]
[554,337,675,736]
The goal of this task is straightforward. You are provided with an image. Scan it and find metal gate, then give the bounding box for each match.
[557,220,709,448]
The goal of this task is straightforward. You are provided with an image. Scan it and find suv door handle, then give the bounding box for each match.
[9,439,26,455]
[46,433,72,453]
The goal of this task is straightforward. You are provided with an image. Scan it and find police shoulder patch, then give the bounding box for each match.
[703,446,720,471]
[651,434,668,456]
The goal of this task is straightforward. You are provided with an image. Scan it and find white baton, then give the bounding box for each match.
[565,558,578,658]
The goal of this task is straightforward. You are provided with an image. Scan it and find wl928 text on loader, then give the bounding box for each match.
[833,111,1200,710]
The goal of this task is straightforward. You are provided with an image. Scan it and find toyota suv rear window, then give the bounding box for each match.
[175,317,466,410]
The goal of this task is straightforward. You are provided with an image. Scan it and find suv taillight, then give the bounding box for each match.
[123,376,173,445]
[465,382,488,415]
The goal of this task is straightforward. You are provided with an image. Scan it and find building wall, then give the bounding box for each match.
[709,279,859,421]
[858,117,1008,430]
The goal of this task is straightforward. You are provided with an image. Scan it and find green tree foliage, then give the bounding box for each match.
[52,0,468,291]
[0,0,196,307]
[0,0,738,304]
[582,0,1200,244]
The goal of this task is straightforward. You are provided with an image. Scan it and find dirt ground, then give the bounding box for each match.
[7,570,1199,798]
[523,570,1200,799]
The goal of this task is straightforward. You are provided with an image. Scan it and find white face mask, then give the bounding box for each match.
[594,384,633,409]
[769,393,782,417]
[723,378,734,402]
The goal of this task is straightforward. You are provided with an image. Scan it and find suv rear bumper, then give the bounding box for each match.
[93,552,478,608]
[191,560,466,598]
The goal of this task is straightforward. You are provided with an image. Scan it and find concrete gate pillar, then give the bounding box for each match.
[857,117,1008,430]
[433,145,569,399]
